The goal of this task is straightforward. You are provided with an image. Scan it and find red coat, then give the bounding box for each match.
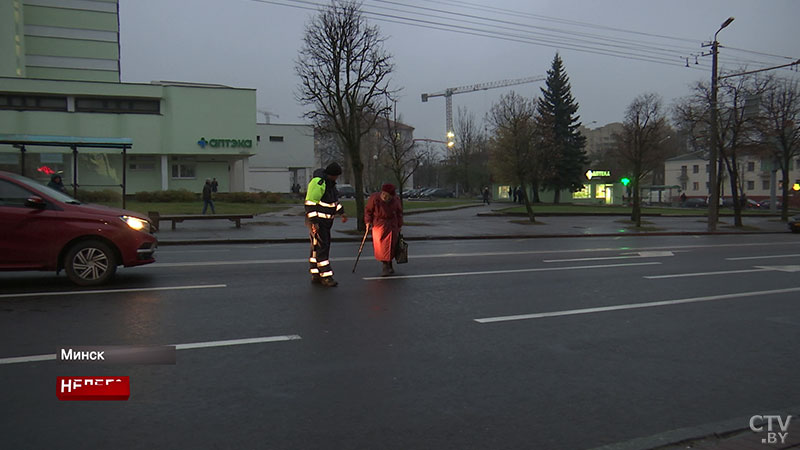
[364,193,403,262]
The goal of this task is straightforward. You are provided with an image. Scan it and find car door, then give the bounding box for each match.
[0,178,64,269]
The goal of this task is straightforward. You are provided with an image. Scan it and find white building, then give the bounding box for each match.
[245,123,315,193]
[664,151,800,202]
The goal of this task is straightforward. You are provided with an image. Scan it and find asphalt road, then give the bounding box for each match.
[1,235,799,449]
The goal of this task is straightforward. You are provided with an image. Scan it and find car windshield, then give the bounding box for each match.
[8,173,82,204]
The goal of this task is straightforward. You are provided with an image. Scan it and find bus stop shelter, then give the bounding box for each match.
[0,134,133,208]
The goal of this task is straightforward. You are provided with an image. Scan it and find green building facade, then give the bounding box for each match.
[0,0,257,195]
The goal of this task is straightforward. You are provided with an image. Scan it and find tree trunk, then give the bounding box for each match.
[728,170,742,227]
[520,182,536,223]
[781,164,791,222]
[531,179,541,203]
[631,178,641,227]
[350,149,367,232]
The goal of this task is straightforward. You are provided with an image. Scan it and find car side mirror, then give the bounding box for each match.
[25,196,47,209]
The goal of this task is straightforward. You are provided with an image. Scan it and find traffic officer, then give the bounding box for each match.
[305,162,348,287]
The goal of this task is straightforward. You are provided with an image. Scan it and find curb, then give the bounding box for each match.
[585,407,799,450]
[156,230,787,246]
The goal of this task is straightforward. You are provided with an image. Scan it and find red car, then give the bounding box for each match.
[0,170,157,285]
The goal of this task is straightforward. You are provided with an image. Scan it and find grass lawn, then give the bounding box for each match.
[100,201,289,216]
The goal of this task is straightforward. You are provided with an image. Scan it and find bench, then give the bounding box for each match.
[148,212,253,230]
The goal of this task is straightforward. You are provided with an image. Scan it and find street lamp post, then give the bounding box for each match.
[708,16,734,232]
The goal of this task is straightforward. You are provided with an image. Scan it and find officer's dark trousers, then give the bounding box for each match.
[309,220,334,278]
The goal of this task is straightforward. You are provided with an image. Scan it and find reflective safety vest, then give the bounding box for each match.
[305,176,343,222]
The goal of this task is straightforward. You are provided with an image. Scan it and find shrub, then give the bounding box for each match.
[134,189,197,202]
[76,189,122,203]
[214,192,284,203]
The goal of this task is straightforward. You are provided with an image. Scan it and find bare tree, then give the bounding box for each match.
[674,73,769,227]
[612,93,669,227]
[296,0,396,231]
[447,107,486,196]
[753,78,800,221]
[488,92,537,222]
[379,108,429,205]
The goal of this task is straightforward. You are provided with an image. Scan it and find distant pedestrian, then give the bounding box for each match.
[680,192,687,204]
[365,183,403,277]
[482,186,491,205]
[202,179,216,214]
[515,186,523,204]
[47,173,67,194]
[211,177,218,193]
[512,187,518,203]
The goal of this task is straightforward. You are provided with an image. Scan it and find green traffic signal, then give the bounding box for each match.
[620,177,631,186]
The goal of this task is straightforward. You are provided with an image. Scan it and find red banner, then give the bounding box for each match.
[56,377,130,401]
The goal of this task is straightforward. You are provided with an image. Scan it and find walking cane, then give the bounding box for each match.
[352,224,370,273]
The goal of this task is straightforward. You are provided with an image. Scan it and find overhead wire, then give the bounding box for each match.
[247,0,798,76]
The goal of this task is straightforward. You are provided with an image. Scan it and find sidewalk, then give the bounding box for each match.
[153,202,792,245]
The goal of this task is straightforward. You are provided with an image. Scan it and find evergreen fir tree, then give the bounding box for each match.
[537,53,588,203]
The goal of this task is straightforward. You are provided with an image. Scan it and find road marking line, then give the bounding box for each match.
[363,262,661,280]
[544,251,675,263]
[0,335,302,366]
[0,284,227,299]
[475,286,800,323]
[754,265,800,273]
[174,335,301,350]
[644,268,771,279]
[0,355,56,365]
[153,259,307,267]
[727,254,800,261]
[150,241,800,268]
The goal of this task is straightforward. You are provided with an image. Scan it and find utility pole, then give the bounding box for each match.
[706,17,734,232]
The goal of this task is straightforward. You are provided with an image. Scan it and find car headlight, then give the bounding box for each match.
[121,216,150,232]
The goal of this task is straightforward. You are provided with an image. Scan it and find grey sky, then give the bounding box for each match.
[119,0,799,143]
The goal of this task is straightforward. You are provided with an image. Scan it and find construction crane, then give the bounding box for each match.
[421,75,545,146]
[257,109,279,124]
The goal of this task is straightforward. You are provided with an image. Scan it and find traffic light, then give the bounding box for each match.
[620,177,631,187]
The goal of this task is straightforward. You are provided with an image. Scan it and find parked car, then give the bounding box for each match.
[720,197,760,208]
[680,198,708,208]
[421,188,455,198]
[757,199,783,210]
[337,184,355,198]
[0,170,157,285]
[790,214,800,233]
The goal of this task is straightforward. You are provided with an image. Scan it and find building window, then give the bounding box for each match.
[747,161,755,172]
[706,182,710,192]
[681,165,687,176]
[75,97,160,114]
[0,93,68,111]
[171,163,196,179]
[681,182,687,191]
[693,182,699,191]
[129,156,155,171]
[763,180,770,190]
[693,165,699,174]
[706,164,709,173]
[747,180,755,190]
[572,185,591,199]
[269,136,284,142]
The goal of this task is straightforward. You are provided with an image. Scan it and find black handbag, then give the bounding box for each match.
[395,234,408,264]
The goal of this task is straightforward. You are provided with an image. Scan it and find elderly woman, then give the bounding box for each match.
[364,183,403,276]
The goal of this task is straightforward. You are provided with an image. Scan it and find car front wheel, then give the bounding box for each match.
[64,240,118,286]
